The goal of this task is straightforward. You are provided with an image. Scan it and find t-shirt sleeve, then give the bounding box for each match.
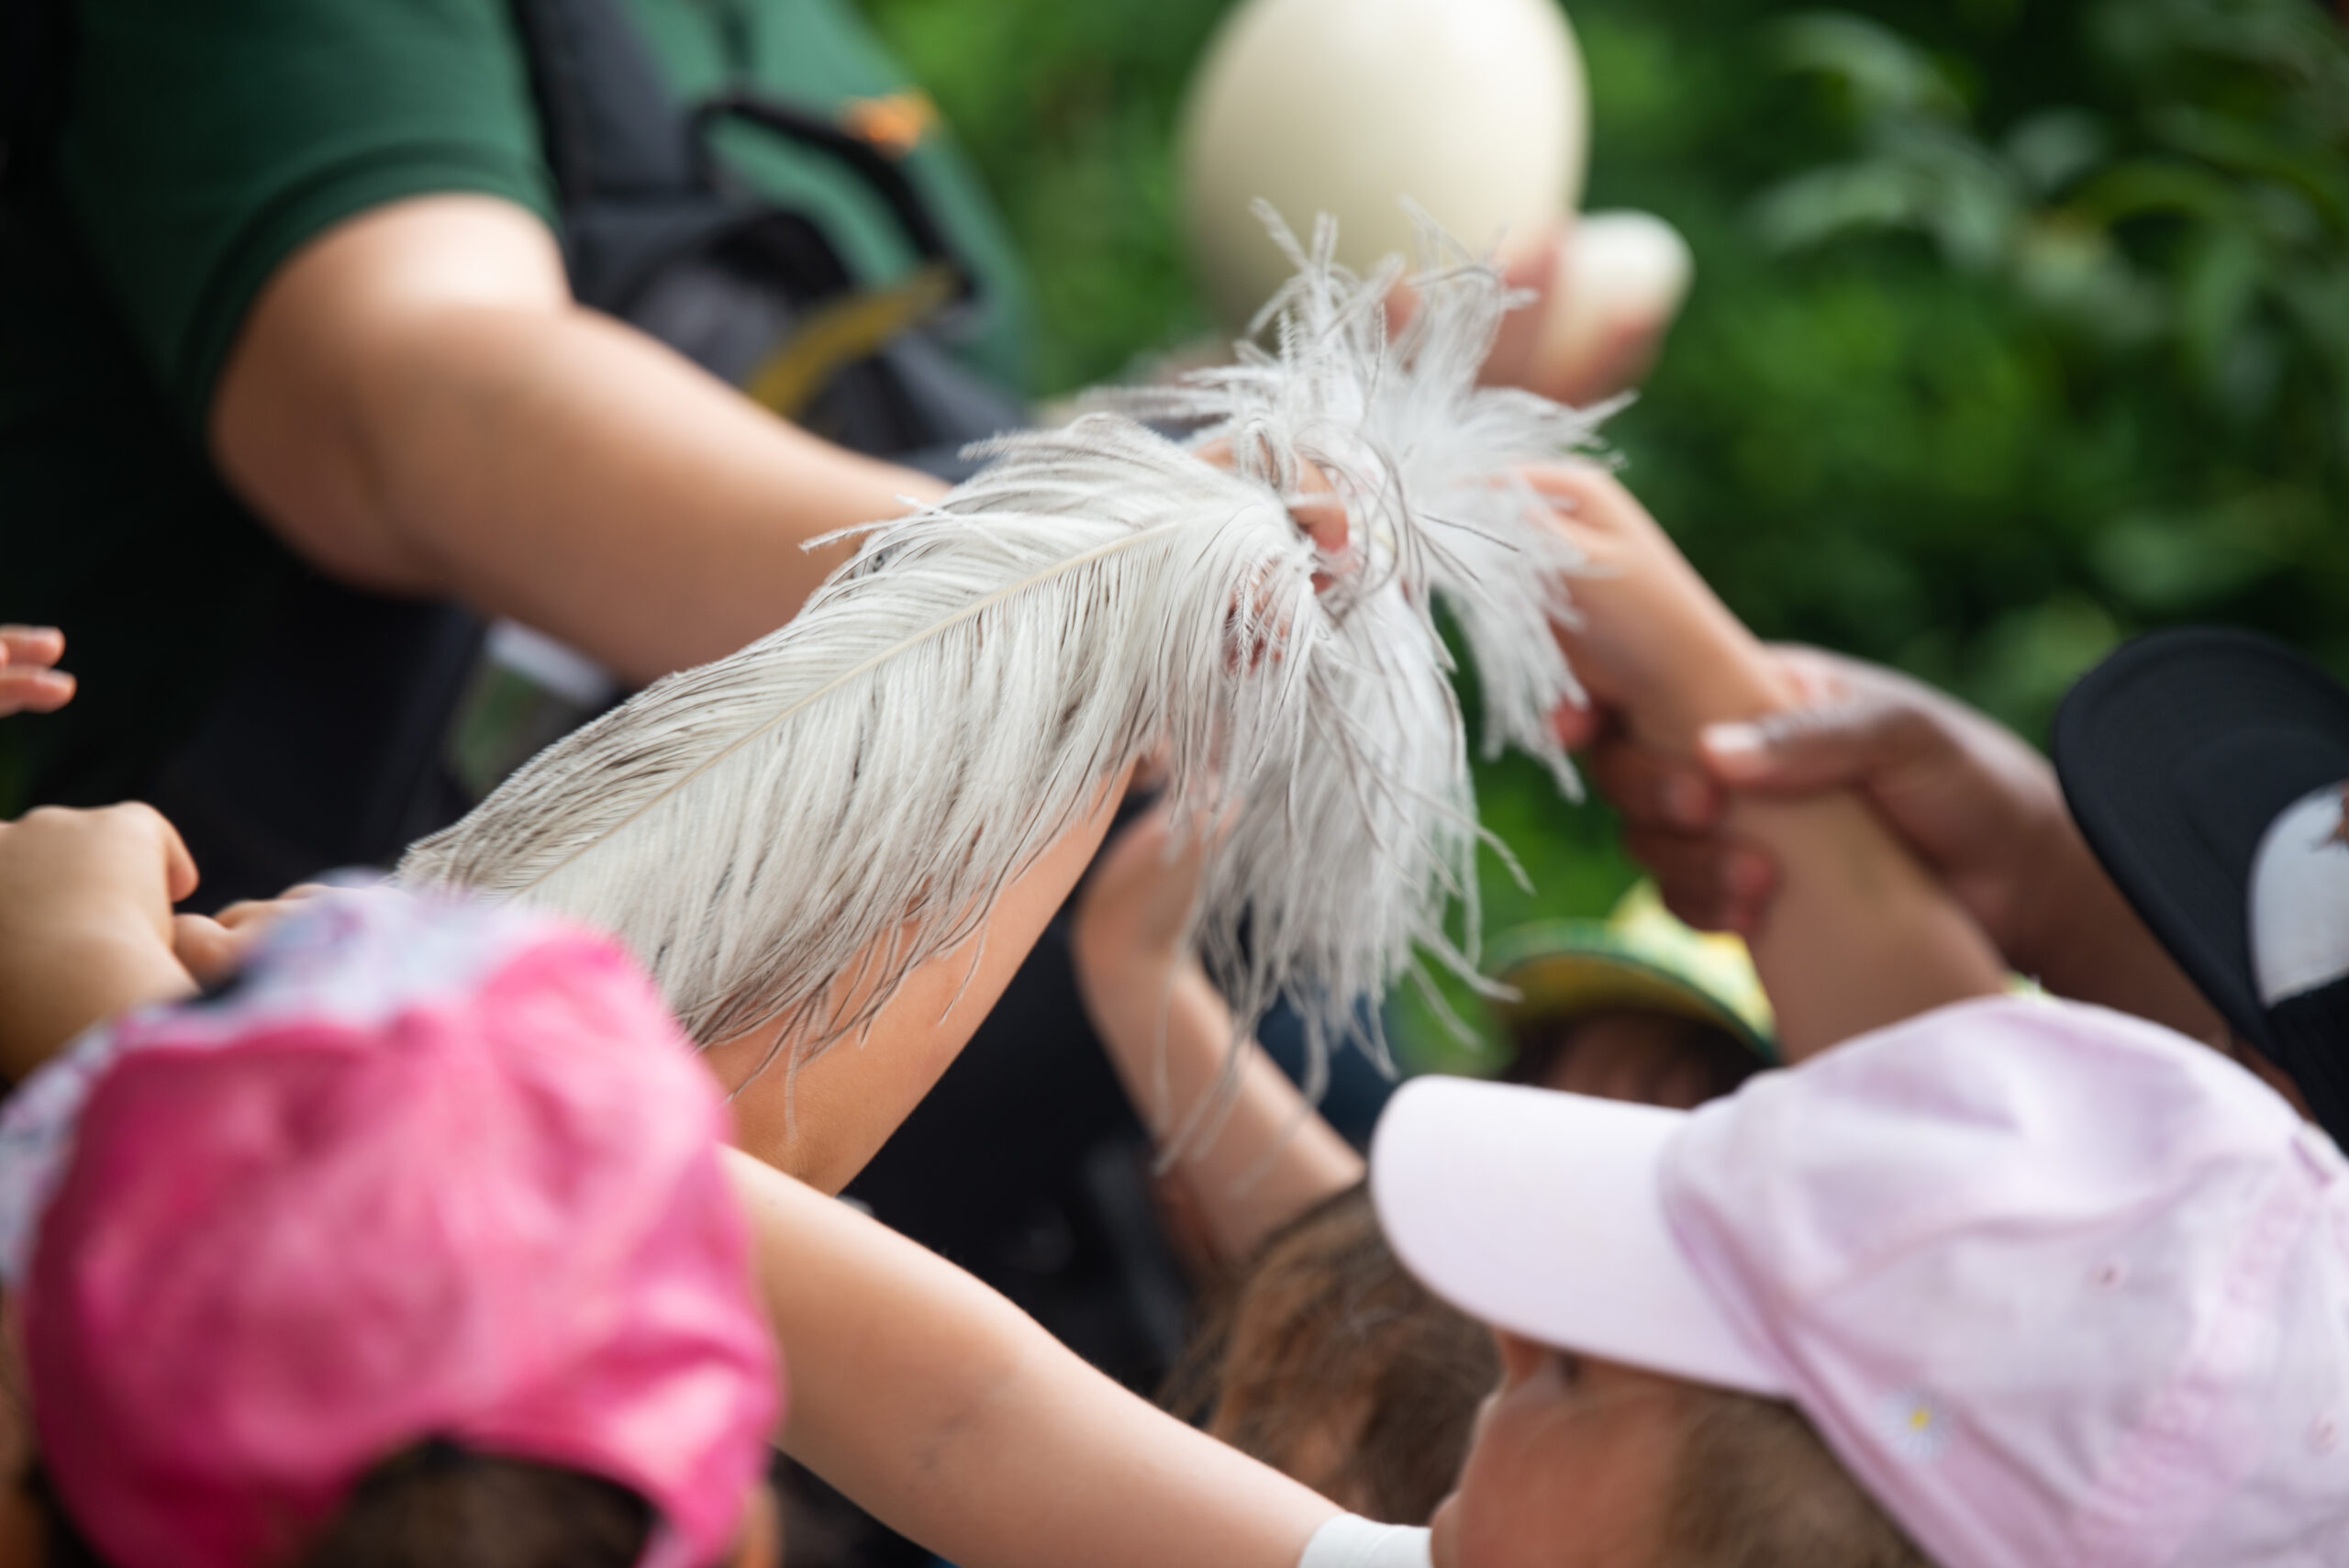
[56,0,559,433]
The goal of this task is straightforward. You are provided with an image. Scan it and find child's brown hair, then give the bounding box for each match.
[29,1446,658,1568]
[1167,1183,1495,1524]
[1664,1387,1934,1568]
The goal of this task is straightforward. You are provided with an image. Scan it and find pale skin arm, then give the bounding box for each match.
[724,1148,1339,1568]
[211,195,950,687]
[1068,806,1364,1265]
[1531,467,2006,1057]
[705,765,1139,1193]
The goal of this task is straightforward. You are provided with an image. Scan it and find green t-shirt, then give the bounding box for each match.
[0,0,1030,812]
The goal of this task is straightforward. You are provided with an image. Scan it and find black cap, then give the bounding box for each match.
[2053,627,2349,1142]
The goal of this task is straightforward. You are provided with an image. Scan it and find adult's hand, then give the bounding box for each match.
[1575,646,2225,1040]
[0,627,74,715]
[0,805,200,1080]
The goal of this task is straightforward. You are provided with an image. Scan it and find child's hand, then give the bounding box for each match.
[1196,441,1354,592]
[1524,464,1788,750]
[0,627,74,715]
[0,805,200,1079]
[1070,803,1212,992]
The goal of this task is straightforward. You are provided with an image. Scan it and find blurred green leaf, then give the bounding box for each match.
[1772,11,1966,120]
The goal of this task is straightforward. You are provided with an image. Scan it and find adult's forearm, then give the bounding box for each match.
[2006,820,2227,1041]
[214,195,948,685]
[339,305,941,683]
[234,300,942,684]
[728,1151,1338,1568]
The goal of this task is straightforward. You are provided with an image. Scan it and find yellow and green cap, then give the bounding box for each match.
[1486,881,1776,1062]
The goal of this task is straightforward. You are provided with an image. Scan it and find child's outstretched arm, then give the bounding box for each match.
[725,1148,1341,1568]
[706,763,1139,1193]
[1532,466,2006,1056]
[1070,805,1364,1266]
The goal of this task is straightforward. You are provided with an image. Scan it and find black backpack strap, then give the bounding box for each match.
[507,0,696,207]
[691,91,974,310]
[504,0,978,322]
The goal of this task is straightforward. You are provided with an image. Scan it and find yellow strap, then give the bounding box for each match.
[741,261,959,421]
[839,89,936,156]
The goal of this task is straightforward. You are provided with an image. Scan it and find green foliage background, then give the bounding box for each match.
[863,0,2349,1057]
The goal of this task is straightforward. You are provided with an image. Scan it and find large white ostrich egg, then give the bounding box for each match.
[1179,0,1589,330]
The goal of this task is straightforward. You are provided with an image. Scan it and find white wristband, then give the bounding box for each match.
[1297,1514,1432,1568]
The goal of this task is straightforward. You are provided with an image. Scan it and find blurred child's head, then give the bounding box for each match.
[1174,885,1776,1523]
[0,887,780,1568]
[1374,995,2349,1568]
[1488,883,1772,1109]
[1169,1184,1494,1524]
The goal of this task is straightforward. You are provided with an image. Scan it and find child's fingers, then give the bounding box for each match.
[173,914,247,988]
[1519,459,1631,512]
[1620,824,1776,937]
[0,626,66,669]
[178,886,320,984]
[215,886,326,931]
[1074,796,1231,960]
[106,802,199,907]
[1193,438,1352,583]
[1515,462,1662,568]
[1550,694,1605,751]
[0,666,76,713]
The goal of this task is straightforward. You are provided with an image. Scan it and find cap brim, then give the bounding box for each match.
[2054,629,2349,1125]
[1493,948,1772,1059]
[1368,1076,1784,1397]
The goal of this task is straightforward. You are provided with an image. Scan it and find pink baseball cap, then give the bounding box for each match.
[1372,995,2349,1568]
[0,884,780,1568]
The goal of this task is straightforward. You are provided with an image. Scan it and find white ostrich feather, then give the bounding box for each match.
[400,416,1461,1060]
[400,207,1609,1080]
[1116,204,1614,798]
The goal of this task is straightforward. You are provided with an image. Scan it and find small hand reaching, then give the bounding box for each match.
[0,626,75,716]
[1070,800,1363,1265]
[0,805,200,1080]
[172,885,332,989]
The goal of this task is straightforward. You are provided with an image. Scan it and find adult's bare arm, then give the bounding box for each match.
[1580,647,2225,1041]
[211,195,950,687]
